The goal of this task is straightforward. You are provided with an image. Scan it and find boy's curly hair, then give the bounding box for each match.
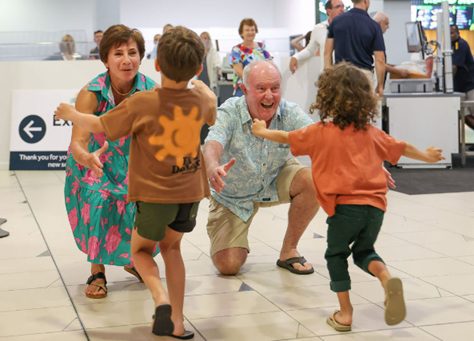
[310,62,379,131]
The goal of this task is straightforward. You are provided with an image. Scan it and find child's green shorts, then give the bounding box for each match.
[135,201,200,241]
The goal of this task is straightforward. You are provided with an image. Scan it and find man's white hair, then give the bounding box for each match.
[372,11,388,24]
[242,60,281,87]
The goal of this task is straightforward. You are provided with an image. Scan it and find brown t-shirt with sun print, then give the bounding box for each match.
[100,87,215,204]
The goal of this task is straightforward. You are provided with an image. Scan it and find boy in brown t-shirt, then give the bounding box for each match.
[55,26,216,339]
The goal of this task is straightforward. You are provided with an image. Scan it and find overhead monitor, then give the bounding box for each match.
[411,2,473,30]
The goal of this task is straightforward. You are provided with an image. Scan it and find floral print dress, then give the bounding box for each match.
[229,42,272,94]
[64,71,156,266]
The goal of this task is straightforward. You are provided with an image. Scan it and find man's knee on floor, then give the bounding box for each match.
[212,249,247,275]
[215,261,242,275]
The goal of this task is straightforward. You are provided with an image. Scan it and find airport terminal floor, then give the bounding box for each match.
[1,165,474,341]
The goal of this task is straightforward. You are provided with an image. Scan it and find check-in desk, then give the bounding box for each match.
[383,92,462,168]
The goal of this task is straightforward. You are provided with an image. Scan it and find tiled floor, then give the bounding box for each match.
[0,169,473,340]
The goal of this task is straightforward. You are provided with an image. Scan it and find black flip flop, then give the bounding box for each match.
[169,330,195,339]
[152,304,174,336]
[276,256,314,275]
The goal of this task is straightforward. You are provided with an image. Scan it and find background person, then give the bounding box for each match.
[451,24,474,130]
[162,23,174,34]
[229,18,272,97]
[45,34,83,61]
[373,12,409,80]
[290,30,312,53]
[199,31,221,92]
[289,0,345,74]
[146,33,161,60]
[62,24,157,299]
[324,0,386,96]
[147,24,173,60]
[199,31,222,144]
[89,30,103,59]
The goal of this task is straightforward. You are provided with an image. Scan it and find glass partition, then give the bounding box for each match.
[0,30,93,61]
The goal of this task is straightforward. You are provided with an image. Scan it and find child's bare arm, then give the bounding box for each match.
[403,143,444,163]
[68,88,107,177]
[55,103,105,133]
[251,119,289,144]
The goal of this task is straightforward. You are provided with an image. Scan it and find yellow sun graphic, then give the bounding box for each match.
[148,105,203,167]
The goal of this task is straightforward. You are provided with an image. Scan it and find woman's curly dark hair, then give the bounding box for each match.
[310,62,379,131]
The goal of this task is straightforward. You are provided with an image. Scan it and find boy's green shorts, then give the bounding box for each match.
[135,201,200,241]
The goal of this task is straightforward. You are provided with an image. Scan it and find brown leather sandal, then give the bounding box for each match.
[85,272,107,299]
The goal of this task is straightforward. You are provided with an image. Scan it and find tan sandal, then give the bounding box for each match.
[326,311,351,332]
[85,272,107,299]
[384,277,406,325]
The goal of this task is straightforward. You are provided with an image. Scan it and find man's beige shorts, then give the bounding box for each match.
[206,158,306,256]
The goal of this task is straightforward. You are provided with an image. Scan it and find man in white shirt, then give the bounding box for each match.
[289,0,345,73]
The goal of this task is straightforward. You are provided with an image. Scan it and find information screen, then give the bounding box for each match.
[411,4,473,30]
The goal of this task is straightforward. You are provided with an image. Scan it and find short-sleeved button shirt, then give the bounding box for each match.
[205,96,312,221]
[328,8,385,70]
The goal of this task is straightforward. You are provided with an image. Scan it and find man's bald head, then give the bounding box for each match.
[242,60,281,87]
[373,12,390,33]
[241,60,282,123]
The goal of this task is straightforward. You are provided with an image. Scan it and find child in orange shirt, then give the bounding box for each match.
[252,62,444,332]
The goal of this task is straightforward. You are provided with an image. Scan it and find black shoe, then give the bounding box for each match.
[169,330,195,339]
[152,304,174,336]
[465,114,474,130]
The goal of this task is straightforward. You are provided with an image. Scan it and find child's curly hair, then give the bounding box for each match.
[310,62,379,131]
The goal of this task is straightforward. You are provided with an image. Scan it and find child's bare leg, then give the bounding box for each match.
[131,228,168,306]
[335,291,353,326]
[368,260,391,287]
[159,227,186,336]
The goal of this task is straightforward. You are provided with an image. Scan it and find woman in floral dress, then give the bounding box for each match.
[229,18,272,96]
[64,24,157,298]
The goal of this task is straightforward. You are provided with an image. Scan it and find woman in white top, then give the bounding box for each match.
[199,31,221,92]
[198,31,221,144]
